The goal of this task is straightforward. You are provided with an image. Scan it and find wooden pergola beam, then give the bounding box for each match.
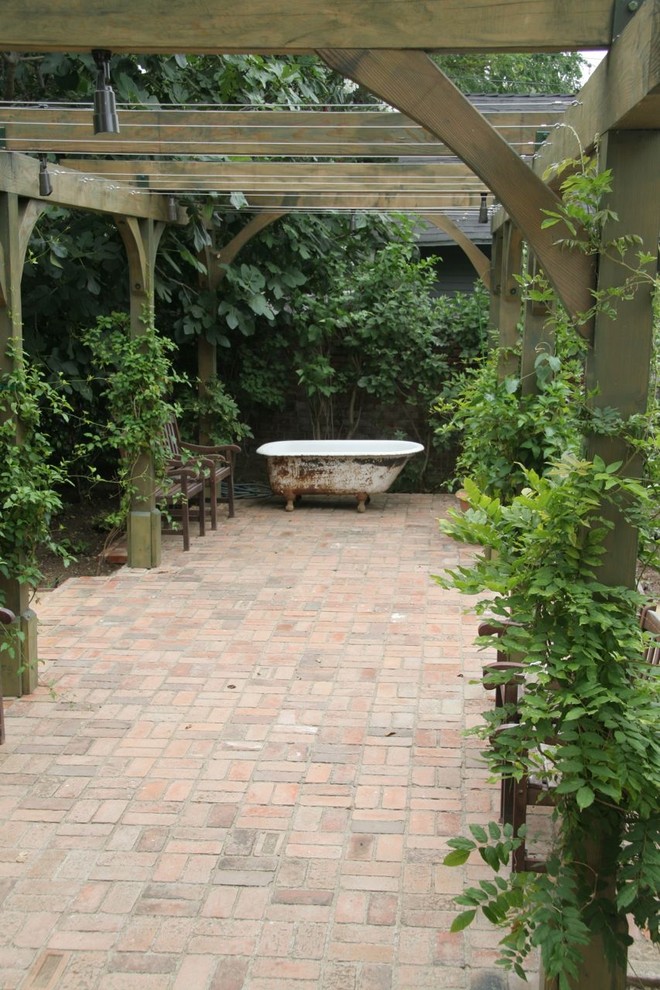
[214,192,485,210]
[534,0,660,173]
[318,49,594,327]
[0,107,567,159]
[0,0,617,54]
[0,152,182,221]
[61,159,487,194]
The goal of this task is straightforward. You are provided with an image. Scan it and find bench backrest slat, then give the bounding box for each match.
[162,418,181,458]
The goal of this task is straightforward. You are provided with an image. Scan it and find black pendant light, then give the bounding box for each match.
[38,154,53,197]
[92,49,119,134]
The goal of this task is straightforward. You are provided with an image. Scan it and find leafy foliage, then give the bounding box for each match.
[1,51,355,108]
[437,457,660,984]
[0,346,73,591]
[76,313,186,528]
[434,52,584,95]
[177,377,253,446]
[289,240,451,438]
[433,326,586,500]
[435,154,660,986]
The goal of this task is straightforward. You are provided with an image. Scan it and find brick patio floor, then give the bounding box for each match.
[0,494,656,989]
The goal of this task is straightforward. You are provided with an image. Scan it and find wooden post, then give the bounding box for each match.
[585,130,660,590]
[0,193,46,695]
[114,215,166,569]
[490,219,524,379]
[536,130,660,990]
[196,237,222,444]
[520,251,554,395]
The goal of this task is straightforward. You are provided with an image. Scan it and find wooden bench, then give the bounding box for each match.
[480,605,660,872]
[155,418,240,551]
[0,606,16,744]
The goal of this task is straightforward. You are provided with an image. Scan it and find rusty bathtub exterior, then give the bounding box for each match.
[256,440,424,511]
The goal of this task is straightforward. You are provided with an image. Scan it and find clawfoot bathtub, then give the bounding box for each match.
[257,439,424,511]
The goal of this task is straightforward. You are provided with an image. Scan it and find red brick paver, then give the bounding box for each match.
[2,494,655,989]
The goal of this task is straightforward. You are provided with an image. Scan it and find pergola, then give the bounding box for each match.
[0,5,658,986]
[0,7,658,681]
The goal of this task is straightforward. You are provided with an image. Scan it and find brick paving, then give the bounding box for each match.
[0,493,654,989]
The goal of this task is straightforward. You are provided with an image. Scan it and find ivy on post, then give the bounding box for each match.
[114,215,166,568]
[0,191,52,696]
[0,191,35,695]
[435,152,660,990]
[585,130,660,590]
[489,218,524,381]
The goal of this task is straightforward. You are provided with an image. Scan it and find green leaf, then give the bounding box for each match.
[576,785,595,810]
[447,837,477,852]
[469,824,488,843]
[443,849,471,867]
[450,910,477,932]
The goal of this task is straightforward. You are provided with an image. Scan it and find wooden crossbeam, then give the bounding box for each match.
[0,153,179,221]
[0,152,493,212]
[534,0,660,174]
[0,107,568,159]
[318,48,595,327]
[60,160,488,194]
[0,0,616,53]
[241,192,483,210]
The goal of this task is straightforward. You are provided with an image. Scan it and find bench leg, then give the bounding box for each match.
[181,500,191,551]
[226,474,235,518]
[198,486,205,538]
[208,474,218,531]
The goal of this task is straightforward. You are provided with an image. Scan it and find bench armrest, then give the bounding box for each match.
[180,441,241,457]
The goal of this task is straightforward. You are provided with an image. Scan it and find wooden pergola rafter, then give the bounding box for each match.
[0,103,572,158]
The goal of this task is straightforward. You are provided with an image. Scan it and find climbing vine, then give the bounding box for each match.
[438,460,659,985]
[77,312,186,528]
[0,344,73,593]
[437,154,660,987]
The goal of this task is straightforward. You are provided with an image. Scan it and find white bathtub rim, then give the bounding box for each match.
[256,440,424,458]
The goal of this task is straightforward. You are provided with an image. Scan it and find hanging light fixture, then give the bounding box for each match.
[478,192,488,224]
[38,154,53,197]
[166,196,178,222]
[92,49,119,134]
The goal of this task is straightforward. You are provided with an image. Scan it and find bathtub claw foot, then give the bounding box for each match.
[356,494,368,512]
[285,497,295,512]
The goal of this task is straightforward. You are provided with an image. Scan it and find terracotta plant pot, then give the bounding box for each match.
[455,489,470,512]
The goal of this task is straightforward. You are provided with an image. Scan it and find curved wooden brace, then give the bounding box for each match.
[317,48,595,337]
[114,215,166,332]
[216,210,288,269]
[0,196,47,311]
[420,212,490,288]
